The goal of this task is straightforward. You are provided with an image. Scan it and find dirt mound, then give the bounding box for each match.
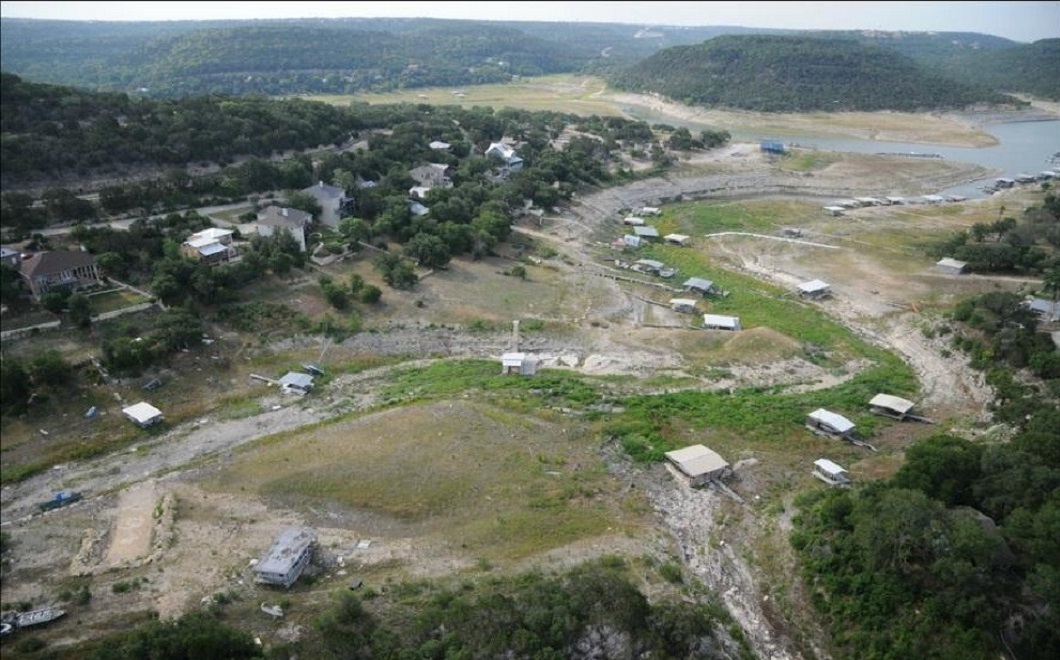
[715,326,802,363]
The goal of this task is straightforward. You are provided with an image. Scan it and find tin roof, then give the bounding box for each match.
[665,444,729,478]
[683,277,714,291]
[122,401,163,424]
[703,314,740,329]
[813,458,847,476]
[807,408,855,434]
[798,279,830,293]
[869,393,916,414]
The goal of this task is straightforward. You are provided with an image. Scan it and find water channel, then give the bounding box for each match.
[624,106,1060,200]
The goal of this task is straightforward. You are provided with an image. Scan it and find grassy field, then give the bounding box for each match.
[87,288,152,314]
[303,73,1005,147]
[206,397,648,563]
[312,75,625,117]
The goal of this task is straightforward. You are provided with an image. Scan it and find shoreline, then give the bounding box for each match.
[604,91,1059,149]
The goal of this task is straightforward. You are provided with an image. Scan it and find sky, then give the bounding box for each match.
[1,1,1058,43]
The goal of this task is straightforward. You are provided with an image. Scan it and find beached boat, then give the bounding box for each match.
[16,607,66,628]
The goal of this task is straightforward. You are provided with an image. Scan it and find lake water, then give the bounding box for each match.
[623,105,1060,200]
[742,119,1060,200]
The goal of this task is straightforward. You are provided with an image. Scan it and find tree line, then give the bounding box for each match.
[609,35,1021,113]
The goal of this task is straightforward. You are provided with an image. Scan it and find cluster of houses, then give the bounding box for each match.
[616,208,689,250]
[988,171,1055,193]
[0,136,533,305]
[822,194,972,216]
[663,392,928,492]
[664,442,852,490]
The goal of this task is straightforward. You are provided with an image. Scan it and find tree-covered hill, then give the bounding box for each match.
[0,72,363,186]
[5,17,1047,101]
[608,34,1020,112]
[933,38,1060,101]
[816,30,1060,101]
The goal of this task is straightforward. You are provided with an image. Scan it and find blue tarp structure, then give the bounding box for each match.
[760,140,786,154]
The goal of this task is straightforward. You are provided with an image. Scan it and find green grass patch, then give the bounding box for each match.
[378,359,602,408]
[310,74,626,117]
[643,244,869,361]
[779,151,843,172]
[606,354,916,465]
[664,199,822,235]
[88,289,151,315]
[207,399,633,561]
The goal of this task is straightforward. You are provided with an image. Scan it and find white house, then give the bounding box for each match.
[122,401,164,428]
[254,527,316,588]
[485,141,523,173]
[812,459,851,487]
[181,227,237,266]
[664,234,691,247]
[823,206,846,217]
[664,444,730,487]
[935,258,967,275]
[869,393,918,420]
[806,408,855,438]
[702,314,741,331]
[622,216,646,226]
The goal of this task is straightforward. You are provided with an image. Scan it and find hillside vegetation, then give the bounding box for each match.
[608,34,1020,112]
[1,17,1051,102]
[934,38,1060,101]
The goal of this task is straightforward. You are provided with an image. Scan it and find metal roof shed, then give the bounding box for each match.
[501,352,536,375]
[935,258,967,274]
[123,402,164,428]
[664,234,691,246]
[798,280,831,298]
[633,226,660,239]
[703,314,741,331]
[683,277,714,295]
[665,444,730,487]
[279,372,314,395]
[670,298,698,313]
[869,393,916,419]
[634,259,665,273]
[812,459,851,487]
[806,408,855,437]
